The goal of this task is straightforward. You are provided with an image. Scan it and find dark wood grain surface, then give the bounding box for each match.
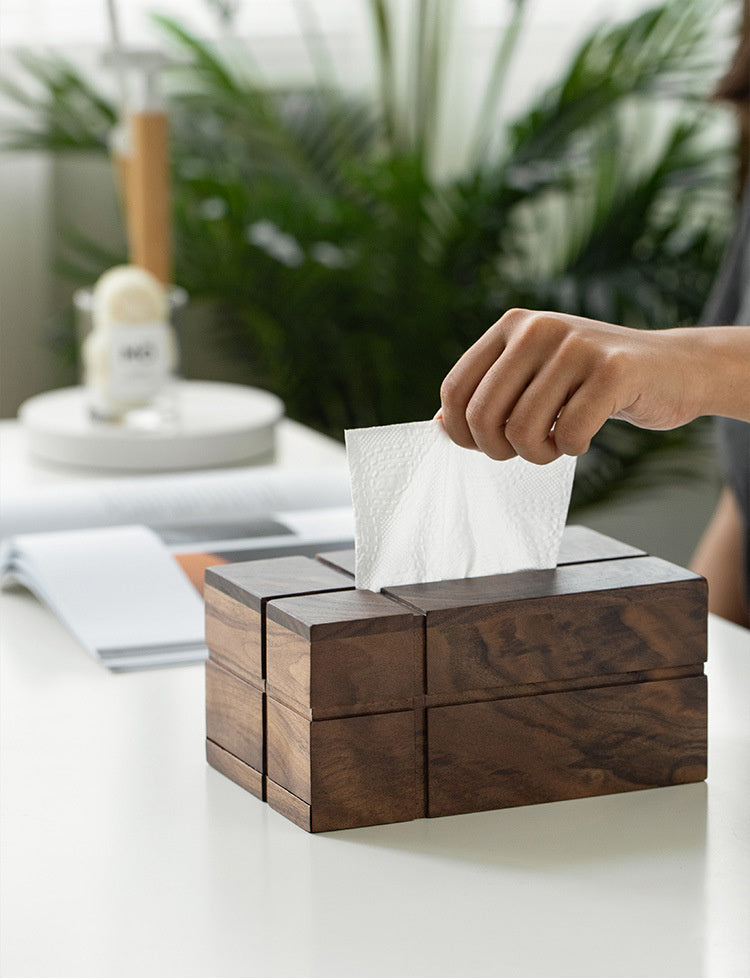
[557,525,646,564]
[308,711,420,831]
[205,584,264,684]
[424,577,706,693]
[206,739,263,801]
[205,556,353,681]
[267,589,417,639]
[316,550,356,577]
[386,555,703,611]
[427,675,707,817]
[267,698,420,831]
[266,778,312,831]
[422,664,703,708]
[205,658,264,772]
[382,555,707,694]
[266,696,312,801]
[265,595,423,714]
[205,554,353,609]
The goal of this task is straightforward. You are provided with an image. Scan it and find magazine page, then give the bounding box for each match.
[0,526,207,670]
[0,506,356,670]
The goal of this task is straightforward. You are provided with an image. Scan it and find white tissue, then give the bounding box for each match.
[345,419,576,592]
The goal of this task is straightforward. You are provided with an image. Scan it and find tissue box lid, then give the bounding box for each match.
[385,555,707,695]
[205,554,353,611]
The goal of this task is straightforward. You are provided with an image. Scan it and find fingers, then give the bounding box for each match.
[440,310,575,461]
[461,347,544,460]
[501,359,582,463]
[439,321,507,450]
[440,309,553,450]
[439,309,627,463]
[553,376,617,457]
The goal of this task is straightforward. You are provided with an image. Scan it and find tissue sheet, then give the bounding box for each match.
[345,419,576,592]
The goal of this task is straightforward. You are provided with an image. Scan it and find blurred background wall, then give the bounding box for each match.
[0,0,744,565]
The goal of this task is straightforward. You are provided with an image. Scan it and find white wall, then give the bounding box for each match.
[0,0,666,50]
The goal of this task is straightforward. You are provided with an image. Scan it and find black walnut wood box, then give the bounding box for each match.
[204,526,707,832]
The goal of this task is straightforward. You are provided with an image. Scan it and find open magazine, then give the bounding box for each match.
[0,465,354,670]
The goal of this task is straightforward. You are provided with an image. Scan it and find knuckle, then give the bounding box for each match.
[553,416,590,457]
[482,429,518,460]
[500,307,530,325]
[445,430,477,452]
[465,397,516,460]
[503,417,546,463]
[597,347,628,387]
[486,443,517,461]
[502,415,524,448]
[519,316,548,344]
[464,395,491,435]
[520,446,553,465]
[483,310,523,345]
[557,331,587,363]
[439,371,461,408]
[498,307,537,342]
[516,313,567,351]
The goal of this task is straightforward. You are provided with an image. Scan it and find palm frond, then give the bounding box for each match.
[0,52,116,151]
[503,0,716,185]
[367,0,398,145]
[469,0,528,165]
[151,13,243,91]
[291,0,340,91]
[494,106,730,329]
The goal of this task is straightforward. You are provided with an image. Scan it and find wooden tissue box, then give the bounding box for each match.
[204,527,707,832]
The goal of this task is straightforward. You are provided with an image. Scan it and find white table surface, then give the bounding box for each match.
[1,420,749,978]
[0,414,347,489]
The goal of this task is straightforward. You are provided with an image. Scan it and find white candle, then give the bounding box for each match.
[83,265,178,419]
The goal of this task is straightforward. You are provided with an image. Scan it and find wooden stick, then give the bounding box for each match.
[127,110,172,285]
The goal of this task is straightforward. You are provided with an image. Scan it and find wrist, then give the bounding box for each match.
[673,326,750,422]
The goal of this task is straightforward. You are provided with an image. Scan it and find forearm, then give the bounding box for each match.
[673,325,750,423]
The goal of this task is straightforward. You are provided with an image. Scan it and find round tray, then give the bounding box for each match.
[18,381,285,472]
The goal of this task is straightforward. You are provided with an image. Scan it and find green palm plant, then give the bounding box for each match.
[1,0,734,511]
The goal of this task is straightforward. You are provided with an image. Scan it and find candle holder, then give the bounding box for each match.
[74,282,188,431]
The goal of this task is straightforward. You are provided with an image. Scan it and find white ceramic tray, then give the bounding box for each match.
[18,381,285,472]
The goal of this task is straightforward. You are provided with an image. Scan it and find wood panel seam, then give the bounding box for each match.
[206,650,265,691]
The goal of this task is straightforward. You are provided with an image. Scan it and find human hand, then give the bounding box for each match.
[438,309,704,464]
